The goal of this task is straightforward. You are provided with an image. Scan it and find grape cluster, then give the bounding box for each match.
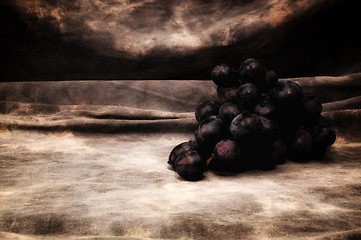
[168,58,336,181]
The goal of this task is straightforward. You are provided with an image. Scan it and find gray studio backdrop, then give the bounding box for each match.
[1,0,361,81]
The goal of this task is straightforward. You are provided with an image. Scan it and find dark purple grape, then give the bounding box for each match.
[219,102,242,125]
[239,58,266,88]
[240,117,280,170]
[195,117,229,149]
[195,100,221,123]
[270,81,303,132]
[276,106,302,136]
[211,64,240,87]
[259,117,279,145]
[311,145,327,160]
[253,138,286,170]
[217,86,238,104]
[168,141,199,169]
[229,112,262,146]
[254,97,277,120]
[271,138,287,165]
[286,129,313,162]
[236,83,259,111]
[270,80,303,110]
[302,96,322,126]
[253,147,277,170]
[311,124,336,148]
[263,70,278,93]
[212,140,244,172]
[174,150,207,181]
[317,115,332,127]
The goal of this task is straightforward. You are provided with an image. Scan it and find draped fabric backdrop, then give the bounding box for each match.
[1,0,361,80]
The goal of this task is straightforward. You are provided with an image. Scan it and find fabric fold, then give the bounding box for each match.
[0,74,360,134]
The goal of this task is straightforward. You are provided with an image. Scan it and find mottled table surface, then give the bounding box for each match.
[0,76,361,239]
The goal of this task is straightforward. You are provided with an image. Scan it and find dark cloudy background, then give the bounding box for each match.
[1,0,361,81]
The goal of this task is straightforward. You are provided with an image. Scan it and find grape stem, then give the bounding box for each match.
[206,155,214,165]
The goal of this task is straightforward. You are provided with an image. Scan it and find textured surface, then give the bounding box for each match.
[0,76,361,239]
[2,0,361,80]
[0,131,361,240]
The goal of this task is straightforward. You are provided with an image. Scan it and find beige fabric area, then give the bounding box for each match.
[0,75,361,239]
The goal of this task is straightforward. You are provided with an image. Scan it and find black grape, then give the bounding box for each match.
[254,138,286,169]
[287,129,313,162]
[276,107,302,137]
[317,115,332,127]
[212,140,244,172]
[271,138,287,165]
[219,102,242,126]
[311,123,336,148]
[259,116,279,145]
[310,115,336,152]
[270,81,303,132]
[244,117,281,169]
[263,70,279,93]
[211,64,240,87]
[195,117,229,149]
[254,97,277,120]
[168,140,199,169]
[236,83,259,111]
[270,80,303,110]
[229,112,262,146]
[302,96,322,126]
[239,58,266,88]
[174,150,207,181]
[195,100,221,123]
[217,86,238,104]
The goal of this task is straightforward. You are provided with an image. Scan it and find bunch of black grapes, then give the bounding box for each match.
[168,58,336,181]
